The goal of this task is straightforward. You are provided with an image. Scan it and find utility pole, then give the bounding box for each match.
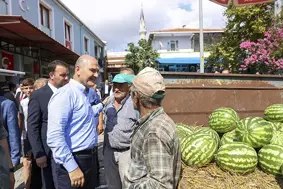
[199,0,205,73]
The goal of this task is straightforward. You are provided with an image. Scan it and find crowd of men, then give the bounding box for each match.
[0,54,181,189]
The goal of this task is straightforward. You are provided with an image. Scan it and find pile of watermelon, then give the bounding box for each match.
[178,104,283,176]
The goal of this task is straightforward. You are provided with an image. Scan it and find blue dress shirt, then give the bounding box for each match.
[47,79,100,173]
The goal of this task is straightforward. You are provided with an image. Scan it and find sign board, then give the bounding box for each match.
[210,0,275,6]
[234,0,275,6]
[209,0,232,7]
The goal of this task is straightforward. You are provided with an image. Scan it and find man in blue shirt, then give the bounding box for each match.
[0,95,21,167]
[47,55,104,189]
[103,73,137,189]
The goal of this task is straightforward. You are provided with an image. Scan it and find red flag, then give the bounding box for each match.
[1,52,14,70]
[234,0,275,6]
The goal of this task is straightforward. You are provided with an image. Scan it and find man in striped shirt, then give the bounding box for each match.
[124,67,181,189]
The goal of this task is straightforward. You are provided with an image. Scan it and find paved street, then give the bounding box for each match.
[15,134,107,189]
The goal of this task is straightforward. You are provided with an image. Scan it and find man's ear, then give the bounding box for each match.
[75,66,80,76]
[49,72,54,79]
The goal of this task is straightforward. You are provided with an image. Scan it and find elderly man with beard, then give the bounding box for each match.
[103,73,137,189]
[124,67,181,189]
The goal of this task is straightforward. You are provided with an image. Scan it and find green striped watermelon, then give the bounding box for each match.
[194,127,220,147]
[209,107,240,133]
[264,104,283,122]
[181,133,218,167]
[270,130,283,146]
[272,122,283,132]
[215,142,258,174]
[220,130,238,146]
[236,117,273,148]
[258,144,283,175]
[176,124,194,139]
[269,122,281,132]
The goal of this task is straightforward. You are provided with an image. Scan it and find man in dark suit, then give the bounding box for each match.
[27,60,69,189]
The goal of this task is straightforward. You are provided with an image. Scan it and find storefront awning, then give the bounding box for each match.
[0,68,25,76]
[156,57,207,64]
[0,15,79,64]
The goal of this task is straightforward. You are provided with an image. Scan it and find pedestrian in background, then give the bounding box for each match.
[19,78,42,189]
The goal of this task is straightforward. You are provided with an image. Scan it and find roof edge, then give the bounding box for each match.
[150,28,225,33]
[54,0,105,46]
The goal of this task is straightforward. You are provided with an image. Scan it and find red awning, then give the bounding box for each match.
[0,15,79,64]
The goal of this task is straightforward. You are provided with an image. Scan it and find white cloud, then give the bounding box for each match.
[61,0,226,51]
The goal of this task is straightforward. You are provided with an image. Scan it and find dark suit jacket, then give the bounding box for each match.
[27,84,53,158]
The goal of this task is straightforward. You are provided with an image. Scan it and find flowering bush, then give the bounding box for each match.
[240,26,283,74]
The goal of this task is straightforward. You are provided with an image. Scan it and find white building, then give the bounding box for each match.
[149,28,224,72]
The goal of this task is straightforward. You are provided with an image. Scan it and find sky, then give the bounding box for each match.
[61,0,227,51]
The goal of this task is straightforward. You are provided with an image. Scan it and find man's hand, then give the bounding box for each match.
[102,96,110,105]
[97,123,104,135]
[10,172,15,189]
[36,156,47,168]
[69,167,85,188]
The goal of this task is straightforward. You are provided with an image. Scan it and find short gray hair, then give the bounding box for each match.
[34,78,48,89]
[131,86,163,109]
[75,56,100,70]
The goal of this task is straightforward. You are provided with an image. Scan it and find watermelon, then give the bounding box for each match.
[181,134,218,167]
[208,107,240,133]
[215,142,258,174]
[220,130,238,146]
[194,127,220,147]
[270,130,283,146]
[258,144,283,175]
[272,122,283,132]
[176,124,194,139]
[236,117,273,148]
[269,122,283,132]
[264,104,283,122]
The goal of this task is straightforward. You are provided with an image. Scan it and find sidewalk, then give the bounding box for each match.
[15,134,107,189]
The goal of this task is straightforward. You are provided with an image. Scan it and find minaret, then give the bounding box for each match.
[139,3,147,40]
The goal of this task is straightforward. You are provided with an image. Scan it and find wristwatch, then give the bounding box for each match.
[9,167,15,173]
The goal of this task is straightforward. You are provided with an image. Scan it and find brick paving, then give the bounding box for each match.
[15,134,107,189]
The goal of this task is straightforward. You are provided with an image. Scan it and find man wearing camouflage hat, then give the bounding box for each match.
[103,73,138,189]
[124,67,181,189]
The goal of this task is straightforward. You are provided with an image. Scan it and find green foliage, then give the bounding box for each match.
[207,3,274,73]
[125,39,160,74]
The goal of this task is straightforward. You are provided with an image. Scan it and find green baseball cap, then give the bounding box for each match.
[112,74,135,84]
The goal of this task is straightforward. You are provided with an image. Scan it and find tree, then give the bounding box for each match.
[125,39,159,74]
[207,3,274,73]
[240,25,283,74]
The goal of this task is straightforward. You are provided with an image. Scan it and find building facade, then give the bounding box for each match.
[0,0,105,85]
[149,28,223,72]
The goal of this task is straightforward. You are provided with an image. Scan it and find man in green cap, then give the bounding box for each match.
[103,73,138,189]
